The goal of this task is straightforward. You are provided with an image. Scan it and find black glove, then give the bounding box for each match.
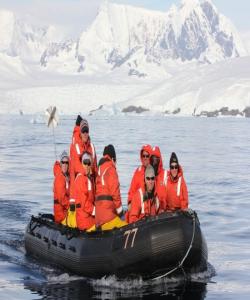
[75,115,83,126]
[70,203,76,212]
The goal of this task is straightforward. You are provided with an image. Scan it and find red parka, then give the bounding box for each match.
[165,166,188,211]
[127,144,152,206]
[69,125,97,195]
[95,155,123,227]
[72,171,95,230]
[129,187,160,223]
[151,146,167,212]
[53,161,70,223]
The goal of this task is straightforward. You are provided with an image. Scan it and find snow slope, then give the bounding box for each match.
[1,56,250,117]
[115,56,250,116]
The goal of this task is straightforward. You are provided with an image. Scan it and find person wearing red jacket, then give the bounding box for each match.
[165,152,188,211]
[150,146,168,212]
[70,152,95,230]
[125,144,152,221]
[69,116,97,196]
[53,151,70,223]
[129,165,160,223]
[95,144,127,230]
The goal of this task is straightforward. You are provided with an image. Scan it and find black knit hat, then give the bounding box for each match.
[103,144,116,161]
[75,115,83,126]
[169,152,179,166]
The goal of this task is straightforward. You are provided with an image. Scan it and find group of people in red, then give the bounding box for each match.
[53,115,189,232]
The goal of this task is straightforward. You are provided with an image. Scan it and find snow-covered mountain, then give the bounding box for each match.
[0,9,61,64]
[40,0,247,74]
[0,0,250,117]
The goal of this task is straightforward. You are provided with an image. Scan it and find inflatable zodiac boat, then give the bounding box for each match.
[24,210,208,279]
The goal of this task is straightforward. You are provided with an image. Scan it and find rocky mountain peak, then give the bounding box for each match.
[0,1,247,75]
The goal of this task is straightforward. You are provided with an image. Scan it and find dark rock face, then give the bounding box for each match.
[201,1,219,33]
[177,12,208,61]
[215,32,234,57]
[219,107,242,116]
[128,69,147,77]
[77,55,85,72]
[88,105,103,116]
[122,106,149,114]
[109,48,138,69]
[196,107,245,117]
[243,107,250,118]
[173,108,181,114]
[40,41,74,67]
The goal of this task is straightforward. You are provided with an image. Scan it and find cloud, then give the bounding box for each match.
[0,0,102,38]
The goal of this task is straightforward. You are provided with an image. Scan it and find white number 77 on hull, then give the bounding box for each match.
[123,228,138,249]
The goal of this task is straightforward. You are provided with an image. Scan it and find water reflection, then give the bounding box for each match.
[24,277,207,300]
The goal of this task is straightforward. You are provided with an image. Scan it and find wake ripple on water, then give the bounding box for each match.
[20,267,213,300]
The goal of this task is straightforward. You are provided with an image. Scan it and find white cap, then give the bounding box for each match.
[81,152,91,163]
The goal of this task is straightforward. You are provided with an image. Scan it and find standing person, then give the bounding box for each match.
[165,152,188,211]
[95,144,127,230]
[68,152,95,230]
[125,144,152,221]
[69,116,97,196]
[53,151,70,224]
[150,146,167,212]
[129,165,160,223]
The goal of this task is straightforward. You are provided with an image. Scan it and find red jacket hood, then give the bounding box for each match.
[99,155,116,168]
[140,144,152,164]
[167,165,184,182]
[53,160,70,177]
[53,161,61,177]
[151,146,163,174]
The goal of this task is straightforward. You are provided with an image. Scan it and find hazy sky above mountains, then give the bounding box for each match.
[0,0,249,37]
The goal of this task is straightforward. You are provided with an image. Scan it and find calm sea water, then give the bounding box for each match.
[0,114,249,300]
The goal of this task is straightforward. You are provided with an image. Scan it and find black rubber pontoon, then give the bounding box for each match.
[24,210,208,279]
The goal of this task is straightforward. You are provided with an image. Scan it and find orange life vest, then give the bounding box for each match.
[95,156,123,226]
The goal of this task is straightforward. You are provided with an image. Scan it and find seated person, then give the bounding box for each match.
[67,152,95,230]
[129,165,160,223]
[165,152,188,211]
[150,146,167,212]
[53,151,70,223]
[94,144,127,231]
[126,144,152,222]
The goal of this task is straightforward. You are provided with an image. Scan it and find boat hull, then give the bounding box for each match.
[24,211,208,279]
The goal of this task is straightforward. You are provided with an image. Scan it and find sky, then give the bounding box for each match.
[0,0,249,37]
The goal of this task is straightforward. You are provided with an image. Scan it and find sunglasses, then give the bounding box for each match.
[81,128,89,134]
[146,176,155,181]
[83,159,91,166]
[61,161,69,165]
[170,165,178,170]
[142,154,150,158]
